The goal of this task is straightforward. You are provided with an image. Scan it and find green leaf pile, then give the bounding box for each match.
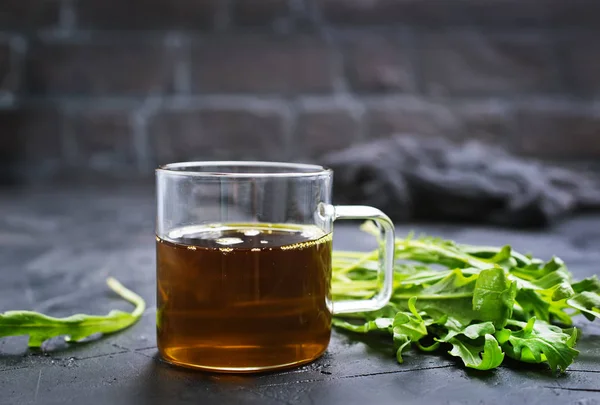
[332,224,599,373]
[0,278,145,347]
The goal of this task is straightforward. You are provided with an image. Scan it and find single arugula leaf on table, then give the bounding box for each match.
[0,278,145,347]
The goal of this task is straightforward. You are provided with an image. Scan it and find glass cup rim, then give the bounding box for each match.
[156,161,332,178]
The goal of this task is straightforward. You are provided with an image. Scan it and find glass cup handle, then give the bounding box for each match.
[331,205,395,314]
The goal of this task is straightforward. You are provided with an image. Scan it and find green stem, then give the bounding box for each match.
[106,277,146,318]
[397,240,491,270]
[335,250,379,274]
[393,293,473,300]
[334,251,374,258]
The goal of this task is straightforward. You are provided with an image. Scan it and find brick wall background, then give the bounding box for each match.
[1,0,600,184]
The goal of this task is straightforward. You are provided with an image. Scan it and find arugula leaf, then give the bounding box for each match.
[392,297,429,362]
[440,321,496,343]
[515,289,550,322]
[472,268,517,328]
[396,237,492,270]
[393,298,427,341]
[408,269,480,327]
[510,258,575,301]
[510,257,563,280]
[460,244,532,267]
[0,278,145,347]
[447,334,505,370]
[496,318,579,373]
[571,276,600,294]
[439,319,503,370]
[567,292,600,321]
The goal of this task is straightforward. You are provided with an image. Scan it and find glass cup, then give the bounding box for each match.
[156,162,395,373]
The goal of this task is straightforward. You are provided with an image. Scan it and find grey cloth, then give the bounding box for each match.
[321,135,600,227]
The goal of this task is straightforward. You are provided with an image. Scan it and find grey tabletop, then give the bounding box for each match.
[0,187,599,405]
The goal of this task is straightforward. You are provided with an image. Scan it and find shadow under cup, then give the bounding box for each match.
[155,162,395,373]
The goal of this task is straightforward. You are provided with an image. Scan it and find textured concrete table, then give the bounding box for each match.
[1,187,599,405]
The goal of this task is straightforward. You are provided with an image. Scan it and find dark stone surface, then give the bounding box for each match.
[0,187,599,405]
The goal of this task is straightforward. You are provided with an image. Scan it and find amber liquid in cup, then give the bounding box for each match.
[156,223,332,372]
